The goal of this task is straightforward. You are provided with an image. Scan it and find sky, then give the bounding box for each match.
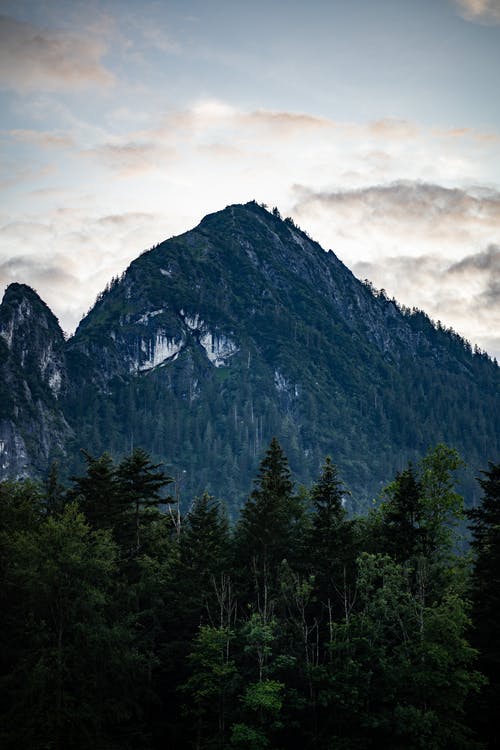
[0,0,500,356]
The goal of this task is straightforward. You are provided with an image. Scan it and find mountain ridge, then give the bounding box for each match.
[1,201,498,512]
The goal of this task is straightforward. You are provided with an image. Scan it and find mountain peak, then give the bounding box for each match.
[1,204,498,509]
[0,281,66,388]
[0,284,70,479]
[1,283,64,335]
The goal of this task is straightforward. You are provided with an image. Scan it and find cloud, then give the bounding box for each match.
[95,212,155,227]
[351,246,500,357]
[0,253,77,286]
[0,14,114,91]
[4,129,75,148]
[368,119,419,139]
[290,182,500,357]
[454,0,500,23]
[0,251,80,330]
[84,100,500,194]
[293,182,500,254]
[83,141,176,176]
[242,109,332,134]
[449,244,500,306]
[449,243,500,273]
[0,209,174,334]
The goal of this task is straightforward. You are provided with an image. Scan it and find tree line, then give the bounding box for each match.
[1,440,499,749]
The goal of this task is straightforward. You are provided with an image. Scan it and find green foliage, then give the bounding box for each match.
[241,679,284,715]
[372,444,465,562]
[0,441,490,749]
[230,723,269,750]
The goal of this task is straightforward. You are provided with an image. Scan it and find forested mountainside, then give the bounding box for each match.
[0,201,498,513]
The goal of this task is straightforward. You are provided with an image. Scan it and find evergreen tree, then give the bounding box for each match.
[235,438,303,612]
[69,450,120,531]
[44,461,66,516]
[157,493,232,747]
[180,625,237,750]
[181,493,229,580]
[375,464,423,561]
[372,445,464,565]
[309,457,355,598]
[116,448,172,554]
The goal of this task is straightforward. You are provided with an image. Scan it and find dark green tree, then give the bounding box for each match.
[309,457,355,604]
[374,464,423,561]
[181,624,237,750]
[116,448,172,553]
[0,497,150,750]
[44,461,66,516]
[468,462,500,748]
[69,450,120,531]
[236,438,302,602]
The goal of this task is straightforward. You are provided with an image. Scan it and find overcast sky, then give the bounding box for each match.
[1,0,499,356]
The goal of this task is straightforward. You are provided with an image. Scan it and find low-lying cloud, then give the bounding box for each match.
[291,182,500,357]
[0,210,173,334]
[351,246,500,358]
[293,182,500,259]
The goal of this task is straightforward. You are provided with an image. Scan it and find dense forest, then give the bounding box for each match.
[1,440,499,749]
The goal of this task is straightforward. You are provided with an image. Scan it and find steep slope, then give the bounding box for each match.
[0,283,71,478]
[59,202,499,512]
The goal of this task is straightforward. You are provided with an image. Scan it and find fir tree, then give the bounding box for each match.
[116,448,172,553]
[375,464,423,561]
[235,438,303,612]
[69,450,120,532]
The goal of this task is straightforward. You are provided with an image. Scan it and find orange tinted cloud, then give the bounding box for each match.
[0,14,114,91]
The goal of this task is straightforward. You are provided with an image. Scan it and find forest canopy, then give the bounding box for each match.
[1,441,499,749]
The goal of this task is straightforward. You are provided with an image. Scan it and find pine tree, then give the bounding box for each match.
[44,461,66,516]
[69,450,120,531]
[235,438,302,612]
[375,464,423,561]
[309,456,356,625]
[311,457,344,525]
[180,492,230,610]
[116,448,172,553]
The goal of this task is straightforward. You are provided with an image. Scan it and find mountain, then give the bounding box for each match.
[0,283,71,478]
[1,201,499,513]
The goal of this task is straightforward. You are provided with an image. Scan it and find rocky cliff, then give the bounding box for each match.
[0,283,71,477]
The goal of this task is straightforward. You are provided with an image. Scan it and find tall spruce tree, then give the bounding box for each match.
[375,464,423,562]
[235,438,303,612]
[179,492,230,620]
[69,450,120,531]
[309,457,356,626]
[116,448,172,553]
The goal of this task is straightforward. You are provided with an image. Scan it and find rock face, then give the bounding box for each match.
[1,202,499,512]
[0,283,71,478]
